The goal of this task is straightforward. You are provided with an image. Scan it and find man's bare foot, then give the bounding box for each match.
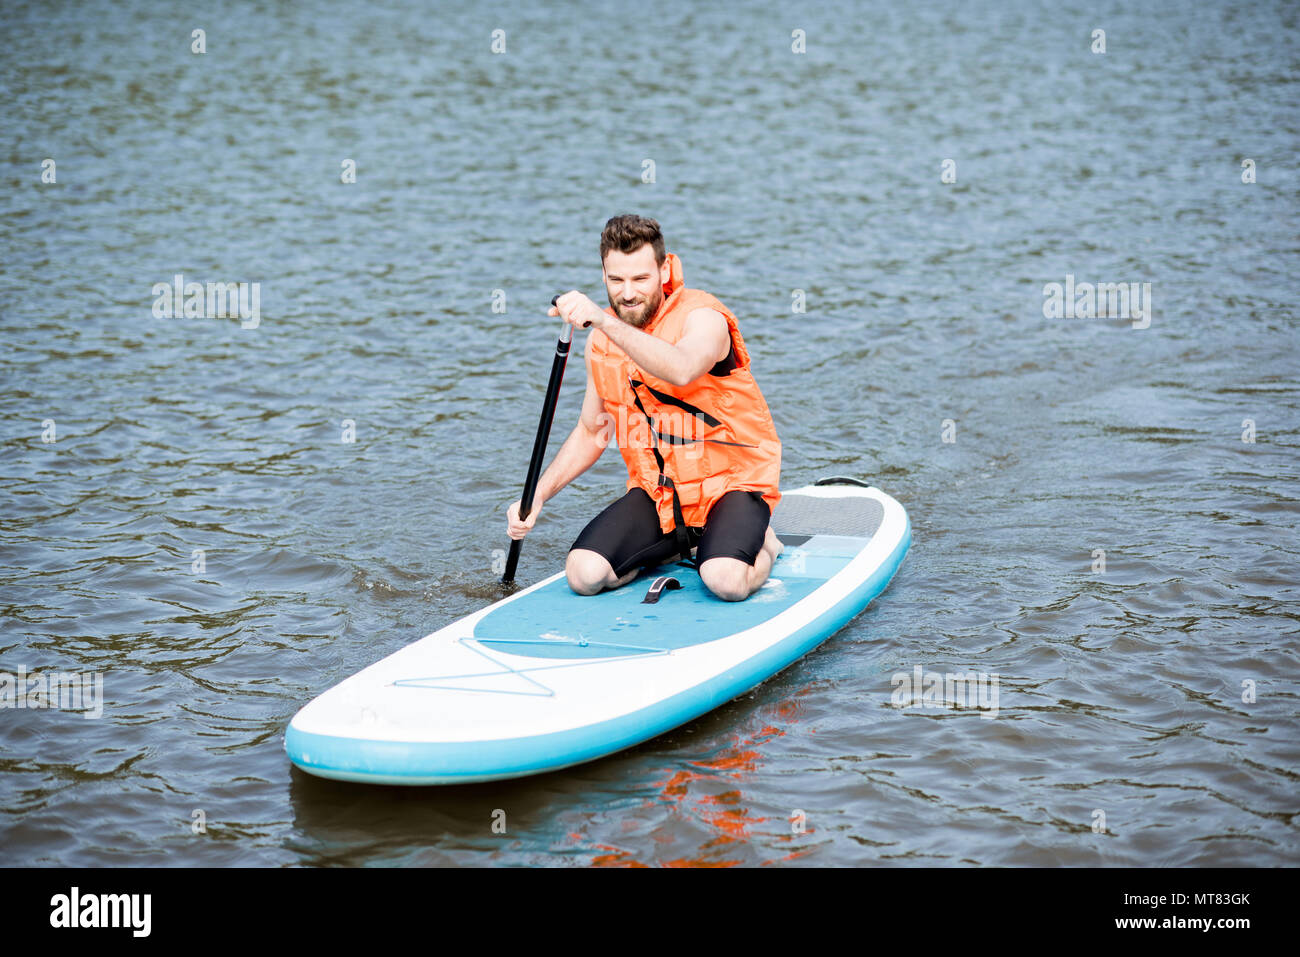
[762,525,784,563]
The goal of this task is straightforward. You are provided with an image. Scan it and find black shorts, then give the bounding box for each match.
[570,487,771,578]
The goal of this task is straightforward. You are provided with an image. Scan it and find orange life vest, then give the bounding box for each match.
[588,253,782,542]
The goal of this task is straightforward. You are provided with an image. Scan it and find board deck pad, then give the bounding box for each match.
[771,492,884,538]
[286,482,910,785]
[470,513,864,660]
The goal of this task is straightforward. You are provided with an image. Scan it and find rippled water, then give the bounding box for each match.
[1,0,1297,866]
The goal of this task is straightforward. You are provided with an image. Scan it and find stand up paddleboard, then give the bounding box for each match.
[285,478,909,785]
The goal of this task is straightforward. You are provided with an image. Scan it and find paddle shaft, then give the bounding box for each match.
[501,296,589,583]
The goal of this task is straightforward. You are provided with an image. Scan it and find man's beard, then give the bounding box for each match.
[609,287,663,328]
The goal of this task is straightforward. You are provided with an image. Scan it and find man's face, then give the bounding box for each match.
[602,244,668,328]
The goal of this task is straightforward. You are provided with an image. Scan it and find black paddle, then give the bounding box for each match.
[501,295,591,584]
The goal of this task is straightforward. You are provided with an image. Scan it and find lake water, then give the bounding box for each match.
[1,0,1297,866]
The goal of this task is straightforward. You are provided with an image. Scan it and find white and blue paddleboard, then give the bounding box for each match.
[285,479,910,785]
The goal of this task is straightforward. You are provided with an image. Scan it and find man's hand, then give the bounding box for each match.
[506,499,542,540]
[549,291,607,332]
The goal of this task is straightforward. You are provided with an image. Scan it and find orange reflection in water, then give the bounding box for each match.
[581,686,822,867]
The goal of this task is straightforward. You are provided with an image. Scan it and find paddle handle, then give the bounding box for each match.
[551,291,593,328]
[502,297,576,583]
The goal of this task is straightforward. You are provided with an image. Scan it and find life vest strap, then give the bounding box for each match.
[630,379,722,428]
[630,379,695,565]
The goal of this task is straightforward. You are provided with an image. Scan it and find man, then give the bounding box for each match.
[506,214,783,601]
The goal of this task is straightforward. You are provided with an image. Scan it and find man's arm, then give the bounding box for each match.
[506,336,610,539]
[597,307,730,387]
[553,292,731,387]
[533,341,611,504]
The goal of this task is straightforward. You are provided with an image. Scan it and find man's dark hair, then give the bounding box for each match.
[600,214,665,265]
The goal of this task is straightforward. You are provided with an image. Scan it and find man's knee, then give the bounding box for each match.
[566,549,613,596]
[699,557,752,602]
